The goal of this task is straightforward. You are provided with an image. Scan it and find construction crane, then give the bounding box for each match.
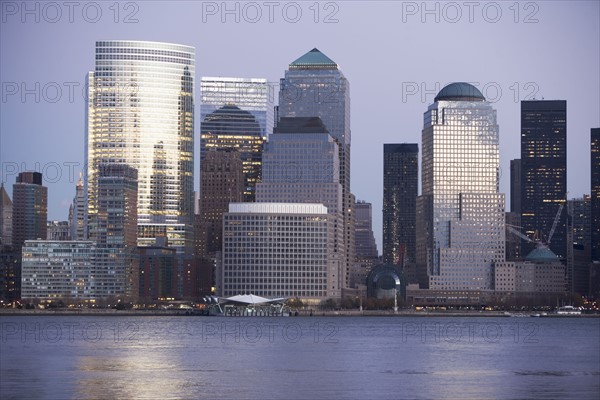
[547,202,564,245]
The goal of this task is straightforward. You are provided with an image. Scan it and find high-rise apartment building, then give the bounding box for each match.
[200,77,274,137]
[200,105,265,202]
[383,143,418,265]
[416,83,505,290]
[86,40,195,253]
[520,100,567,261]
[12,172,47,252]
[277,48,354,289]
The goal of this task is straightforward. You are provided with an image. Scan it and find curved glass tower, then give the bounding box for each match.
[86,40,195,253]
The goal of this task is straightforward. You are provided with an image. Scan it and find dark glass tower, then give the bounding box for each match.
[12,172,47,252]
[383,144,418,265]
[592,128,600,261]
[520,100,567,261]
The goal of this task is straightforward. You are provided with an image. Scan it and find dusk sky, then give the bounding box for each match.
[1,1,598,250]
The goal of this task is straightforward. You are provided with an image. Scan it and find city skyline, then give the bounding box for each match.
[1,1,598,252]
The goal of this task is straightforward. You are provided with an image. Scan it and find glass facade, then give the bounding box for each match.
[416,83,505,290]
[591,128,600,261]
[278,48,353,288]
[200,105,265,202]
[86,40,195,253]
[21,241,96,300]
[383,144,418,265]
[222,203,337,302]
[520,100,567,261]
[200,77,274,137]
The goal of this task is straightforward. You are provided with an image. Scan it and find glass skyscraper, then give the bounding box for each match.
[277,48,353,289]
[591,128,600,261]
[200,105,265,202]
[520,100,567,262]
[85,40,195,253]
[383,143,418,265]
[200,77,274,137]
[416,83,505,290]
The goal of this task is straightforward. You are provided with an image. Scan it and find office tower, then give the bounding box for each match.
[566,196,591,295]
[277,48,353,289]
[506,159,522,261]
[139,241,178,301]
[46,221,70,240]
[12,172,47,251]
[256,117,345,294]
[90,164,139,300]
[200,105,265,202]
[383,143,418,265]
[505,211,522,261]
[199,148,245,255]
[200,77,274,137]
[510,159,521,214]
[354,200,378,262]
[520,100,567,261]
[221,203,336,302]
[592,128,600,261]
[416,82,505,290]
[69,174,85,240]
[21,241,96,300]
[352,200,378,288]
[0,184,12,248]
[86,40,195,253]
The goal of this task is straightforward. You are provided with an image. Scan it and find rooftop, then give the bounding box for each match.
[289,48,338,70]
[435,82,485,102]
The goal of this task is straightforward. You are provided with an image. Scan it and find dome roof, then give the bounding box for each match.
[525,245,560,263]
[201,105,261,136]
[434,82,485,102]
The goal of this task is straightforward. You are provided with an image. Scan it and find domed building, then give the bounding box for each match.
[366,264,406,300]
[200,105,266,202]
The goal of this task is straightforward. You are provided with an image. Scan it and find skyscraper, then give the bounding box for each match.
[277,48,353,289]
[69,174,85,240]
[0,184,12,248]
[200,105,265,202]
[90,164,139,300]
[510,159,521,214]
[416,83,505,290]
[354,200,378,262]
[199,148,245,255]
[200,77,274,137]
[520,100,567,261]
[383,143,418,265]
[12,172,47,252]
[256,117,345,295]
[591,128,600,261]
[86,40,195,253]
[566,196,591,295]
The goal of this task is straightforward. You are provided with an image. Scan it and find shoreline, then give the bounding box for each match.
[1,309,598,318]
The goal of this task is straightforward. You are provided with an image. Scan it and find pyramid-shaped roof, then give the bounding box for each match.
[290,48,338,69]
[525,245,560,263]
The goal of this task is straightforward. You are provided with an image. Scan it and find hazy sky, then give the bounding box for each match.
[1,1,599,251]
